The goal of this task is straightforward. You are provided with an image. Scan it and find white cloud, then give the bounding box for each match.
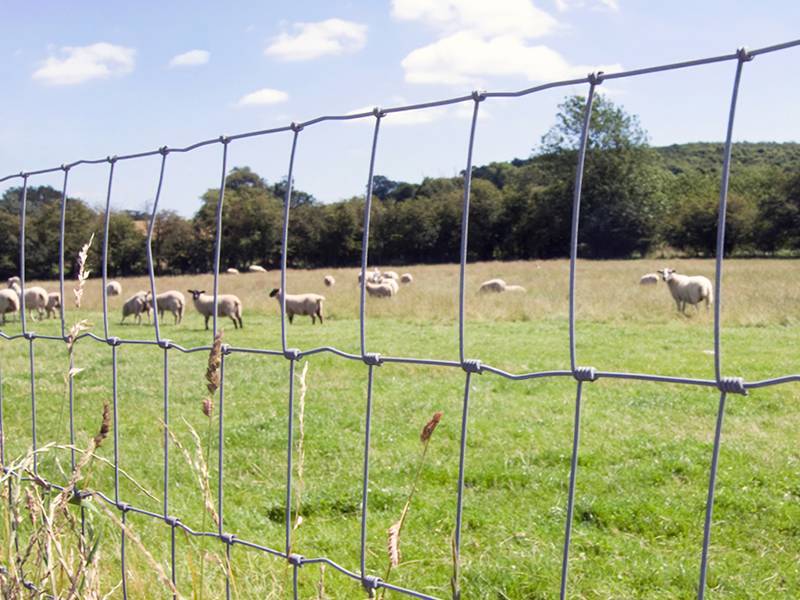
[265,18,367,61]
[402,31,620,85]
[32,42,135,85]
[169,49,210,67]
[393,0,620,85]
[392,0,557,38]
[237,88,289,107]
[555,0,620,11]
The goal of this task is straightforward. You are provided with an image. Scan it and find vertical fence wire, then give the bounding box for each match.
[146,152,169,342]
[1,40,799,600]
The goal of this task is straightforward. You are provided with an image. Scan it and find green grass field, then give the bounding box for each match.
[1,259,799,598]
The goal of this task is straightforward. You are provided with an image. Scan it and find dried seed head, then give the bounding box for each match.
[420,411,443,443]
[66,319,91,353]
[205,330,223,395]
[73,233,95,308]
[387,521,401,567]
[93,402,111,448]
[202,397,213,418]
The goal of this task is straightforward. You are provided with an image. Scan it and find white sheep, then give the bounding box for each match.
[324,275,336,287]
[639,273,659,285]
[381,270,400,282]
[400,273,413,284]
[479,278,506,293]
[106,280,122,297]
[152,290,185,325]
[121,291,152,325]
[46,292,61,319]
[188,289,243,329]
[226,268,240,275]
[248,265,267,273]
[358,268,382,284]
[658,268,714,314]
[365,281,397,298]
[8,280,48,320]
[0,289,20,324]
[269,288,325,324]
[505,285,526,293]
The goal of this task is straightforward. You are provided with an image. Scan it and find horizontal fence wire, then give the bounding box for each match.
[1,40,799,599]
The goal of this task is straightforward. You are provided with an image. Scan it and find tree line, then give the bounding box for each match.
[1,95,799,281]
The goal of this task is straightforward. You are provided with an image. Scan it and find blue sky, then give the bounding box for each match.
[1,0,798,216]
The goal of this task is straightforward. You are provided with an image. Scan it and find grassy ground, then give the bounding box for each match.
[1,259,799,598]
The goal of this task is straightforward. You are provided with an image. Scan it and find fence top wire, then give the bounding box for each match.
[2,38,798,183]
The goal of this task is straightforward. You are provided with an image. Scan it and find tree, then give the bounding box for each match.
[535,94,665,258]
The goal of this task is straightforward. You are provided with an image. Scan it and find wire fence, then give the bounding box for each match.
[2,39,800,599]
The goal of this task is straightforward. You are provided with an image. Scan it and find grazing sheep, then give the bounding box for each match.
[358,268,382,284]
[46,292,61,319]
[269,288,325,324]
[639,273,659,285]
[8,281,48,321]
[505,285,526,293]
[479,278,506,293]
[323,275,336,287]
[0,289,20,324]
[152,290,185,325]
[188,289,243,329]
[106,280,122,297]
[381,270,400,282]
[121,291,152,325]
[400,273,413,284]
[248,265,267,273]
[658,268,714,314]
[365,281,397,298]
[226,268,240,275]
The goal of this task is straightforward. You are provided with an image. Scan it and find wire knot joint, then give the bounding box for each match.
[462,359,483,374]
[284,348,301,361]
[363,352,382,367]
[159,146,170,156]
[737,47,753,62]
[588,71,604,86]
[288,553,304,566]
[290,122,304,133]
[574,366,598,382]
[164,515,180,527]
[472,89,487,102]
[220,532,235,545]
[23,332,36,341]
[158,339,172,350]
[106,336,122,347]
[220,343,232,356]
[362,575,382,591]
[718,376,747,395]
[373,107,385,118]
[116,501,130,513]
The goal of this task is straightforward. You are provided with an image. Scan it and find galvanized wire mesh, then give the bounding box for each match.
[2,40,800,599]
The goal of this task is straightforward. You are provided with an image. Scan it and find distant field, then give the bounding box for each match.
[1,259,798,598]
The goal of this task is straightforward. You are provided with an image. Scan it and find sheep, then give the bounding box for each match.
[358,268,382,284]
[505,285,526,293]
[658,268,714,314]
[248,265,267,273]
[152,290,185,325]
[188,289,243,329]
[106,280,122,297]
[226,268,240,275]
[0,289,20,324]
[400,273,413,284]
[639,273,659,285]
[381,270,400,282]
[269,288,325,324]
[121,291,152,325]
[365,281,397,298]
[323,275,336,287]
[46,292,61,319]
[479,278,506,293]
[8,281,48,320]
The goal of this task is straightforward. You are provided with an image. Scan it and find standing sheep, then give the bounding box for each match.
[46,292,61,319]
[358,268,382,284]
[248,265,267,273]
[400,273,413,284]
[365,281,397,298]
[269,288,325,324]
[152,290,186,325]
[121,292,152,325]
[0,289,20,324]
[8,280,48,320]
[639,273,659,285]
[188,289,243,329]
[479,278,506,293]
[324,275,336,287]
[658,268,714,314]
[106,281,122,297]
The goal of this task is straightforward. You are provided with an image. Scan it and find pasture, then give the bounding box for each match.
[1,259,798,598]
